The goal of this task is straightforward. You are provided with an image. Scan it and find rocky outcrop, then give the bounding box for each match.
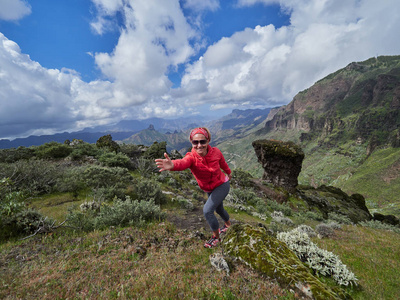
[373,213,399,226]
[252,139,304,192]
[263,56,400,149]
[223,223,349,300]
[297,185,372,223]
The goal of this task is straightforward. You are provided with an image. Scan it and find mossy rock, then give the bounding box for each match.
[297,185,372,223]
[222,223,350,300]
[252,139,305,162]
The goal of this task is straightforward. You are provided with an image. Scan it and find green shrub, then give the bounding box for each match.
[231,169,254,188]
[96,134,120,153]
[94,197,165,229]
[75,165,133,200]
[98,151,133,169]
[0,147,35,163]
[171,196,194,211]
[35,142,72,159]
[303,210,324,221]
[0,191,26,215]
[66,196,165,231]
[81,165,132,189]
[316,223,336,238]
[65,206,95,232]
[328,212,353,225]
[0,160,64,195]
[265,199,293,216]
[271,211,294,226]
[134,178,166,205]
[69,142,101,160]
[136,157,159,178]
[359,220,400,233]
[229,188,260,205]
[55,166,86,197]
[143,141,167,160]
[119,143,142,160]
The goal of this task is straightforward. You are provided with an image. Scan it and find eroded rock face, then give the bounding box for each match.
[222,223,347,300]
[252,140,305,192]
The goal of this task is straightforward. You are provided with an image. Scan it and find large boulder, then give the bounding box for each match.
[223,223,349,299]
[297,185,372,223]
[252,140,304,192]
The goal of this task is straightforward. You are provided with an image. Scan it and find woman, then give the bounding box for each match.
[155,127,232,248]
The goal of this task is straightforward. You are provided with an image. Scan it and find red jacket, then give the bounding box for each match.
[172,145,231,192]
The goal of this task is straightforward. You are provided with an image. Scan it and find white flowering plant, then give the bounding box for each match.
[277,226,358,286]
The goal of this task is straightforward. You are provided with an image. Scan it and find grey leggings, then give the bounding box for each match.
[203,181,230,232]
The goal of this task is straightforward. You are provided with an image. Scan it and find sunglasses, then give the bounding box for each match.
[192,139,207,145]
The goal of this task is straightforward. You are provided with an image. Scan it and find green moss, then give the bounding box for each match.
[223,224,349,299]
[252,140,304,159]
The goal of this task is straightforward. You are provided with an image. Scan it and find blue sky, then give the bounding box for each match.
[0,0,400,139]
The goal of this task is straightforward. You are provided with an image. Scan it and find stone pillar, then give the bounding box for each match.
[252,139,304,192]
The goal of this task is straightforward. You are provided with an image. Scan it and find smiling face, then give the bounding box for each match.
[191,133,209,157]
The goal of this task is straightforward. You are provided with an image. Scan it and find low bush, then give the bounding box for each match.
[171,196,194,211]
[69,142,101,160]
[0,160,63,195]
[0,147,35,163]
[81,165,133,189]
[142,141,167,160]
[231,169,254,188]
[35,142,72,159]
[359,220,400,233]
[303,210,324,221]
[277,227,358,286]
[136,157,159,178]
[328,212,353,225]
[229,188,260,205]
[98,152,133,169]
[55,166,87,197]
[271,211,294,226]
[0,186,53,240]
[316,223,336,238]
[66,196,165,231]
[265,199,293,216]
[134,178,166,205]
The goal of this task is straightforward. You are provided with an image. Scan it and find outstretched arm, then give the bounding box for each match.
[155,153,174,172]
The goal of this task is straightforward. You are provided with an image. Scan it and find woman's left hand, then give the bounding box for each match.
[228,173,232,181]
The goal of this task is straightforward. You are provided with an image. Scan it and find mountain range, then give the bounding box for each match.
[218,55,400,218]
[1,55,399,218]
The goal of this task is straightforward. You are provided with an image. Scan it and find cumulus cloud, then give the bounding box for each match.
[92,0,198,107]
[177,0,400,107]
[0,0,31,21]
[1,0,400,139]
[0,34,77,138]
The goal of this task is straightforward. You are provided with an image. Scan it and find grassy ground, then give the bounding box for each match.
[1,192,400,299]
[0,224,293,300]
[313,225,400,300]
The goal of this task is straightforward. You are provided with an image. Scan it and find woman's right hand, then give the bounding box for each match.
[155,153,174,172]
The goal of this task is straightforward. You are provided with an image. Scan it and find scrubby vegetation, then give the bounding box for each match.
[1,137,399,299]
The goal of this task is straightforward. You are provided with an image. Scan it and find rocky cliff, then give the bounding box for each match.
[264,56,400,150]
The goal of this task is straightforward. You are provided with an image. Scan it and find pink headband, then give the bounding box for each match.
[190,128,209,140]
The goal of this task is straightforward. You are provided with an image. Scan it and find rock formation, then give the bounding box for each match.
[252,139,304,192]
[297,185,372,223]
[223,223,349,300]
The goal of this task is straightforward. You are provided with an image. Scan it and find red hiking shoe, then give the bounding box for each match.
[204,235,220,248]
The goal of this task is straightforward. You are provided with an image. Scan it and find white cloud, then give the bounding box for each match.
[0,0,31,21]
[182,0,220,12]
[1,0,400,139]
[177,0,400,108]
[92,0,197,106]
